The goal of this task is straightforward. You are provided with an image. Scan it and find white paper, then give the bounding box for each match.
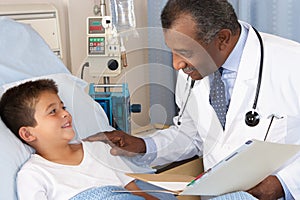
[180,139,300,195]
[127,140,300,196]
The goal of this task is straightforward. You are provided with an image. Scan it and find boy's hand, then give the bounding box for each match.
[83,130,146,157]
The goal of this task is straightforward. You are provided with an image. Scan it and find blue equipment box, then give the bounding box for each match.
[89,83,140,134]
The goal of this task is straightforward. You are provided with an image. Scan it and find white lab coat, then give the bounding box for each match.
[150,22,300,198]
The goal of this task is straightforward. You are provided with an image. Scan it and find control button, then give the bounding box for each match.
[107,59,119,71]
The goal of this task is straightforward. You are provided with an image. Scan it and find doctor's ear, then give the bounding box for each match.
[215,29,232,50]
[19,127,36,143]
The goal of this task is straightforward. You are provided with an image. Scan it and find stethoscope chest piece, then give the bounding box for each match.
[245,110,260,127]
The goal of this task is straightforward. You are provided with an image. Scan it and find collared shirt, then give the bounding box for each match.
[215,23,249,107]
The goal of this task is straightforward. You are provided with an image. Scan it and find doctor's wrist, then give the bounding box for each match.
[247,175,284,200]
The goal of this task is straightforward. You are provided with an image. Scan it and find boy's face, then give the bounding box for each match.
[28,91,75,144]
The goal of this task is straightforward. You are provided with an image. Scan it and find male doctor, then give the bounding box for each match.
[85,0,300,199]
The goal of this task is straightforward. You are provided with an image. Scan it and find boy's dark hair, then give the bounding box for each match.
[0,79,58,143]
[161,0,240,44]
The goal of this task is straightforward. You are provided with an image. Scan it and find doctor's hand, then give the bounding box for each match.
[247,175,284,200]
[83,130,146,157]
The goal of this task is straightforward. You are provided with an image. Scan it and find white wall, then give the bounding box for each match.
[0,0,150,129]
[0,0,70,68]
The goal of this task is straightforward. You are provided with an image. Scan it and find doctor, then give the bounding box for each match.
[85,0,300,199]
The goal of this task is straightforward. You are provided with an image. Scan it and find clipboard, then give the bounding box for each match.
[126,139,300,196]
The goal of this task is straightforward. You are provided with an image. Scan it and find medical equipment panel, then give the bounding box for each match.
[86,16,122,77]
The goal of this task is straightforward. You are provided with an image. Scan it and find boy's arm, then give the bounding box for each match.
[17,170,48,200]
[125,180,159,200]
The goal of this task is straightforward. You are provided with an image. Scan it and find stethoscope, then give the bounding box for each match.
[177,27,264,127]
[177,78,195,125]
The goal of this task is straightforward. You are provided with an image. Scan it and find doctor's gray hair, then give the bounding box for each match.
[161,0,240,44]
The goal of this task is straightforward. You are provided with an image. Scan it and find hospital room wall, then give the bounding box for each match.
[0,0,150,129]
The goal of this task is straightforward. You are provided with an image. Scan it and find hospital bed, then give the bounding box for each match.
[0,16,139,200]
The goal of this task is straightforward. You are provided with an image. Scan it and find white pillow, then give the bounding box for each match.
[0,73,114,200]
[0,17,70,86]
[0,121,33,200]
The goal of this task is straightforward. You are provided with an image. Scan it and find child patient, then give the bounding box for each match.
[0,79,159,200]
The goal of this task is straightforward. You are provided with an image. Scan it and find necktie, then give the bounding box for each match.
[209,68,227,128]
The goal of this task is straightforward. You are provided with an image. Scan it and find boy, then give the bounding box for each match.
[0,79,159,200]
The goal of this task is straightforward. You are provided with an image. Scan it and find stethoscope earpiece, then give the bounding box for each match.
[245,110,260,127]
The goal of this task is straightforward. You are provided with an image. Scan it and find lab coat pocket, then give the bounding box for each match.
[264,115,287,143]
